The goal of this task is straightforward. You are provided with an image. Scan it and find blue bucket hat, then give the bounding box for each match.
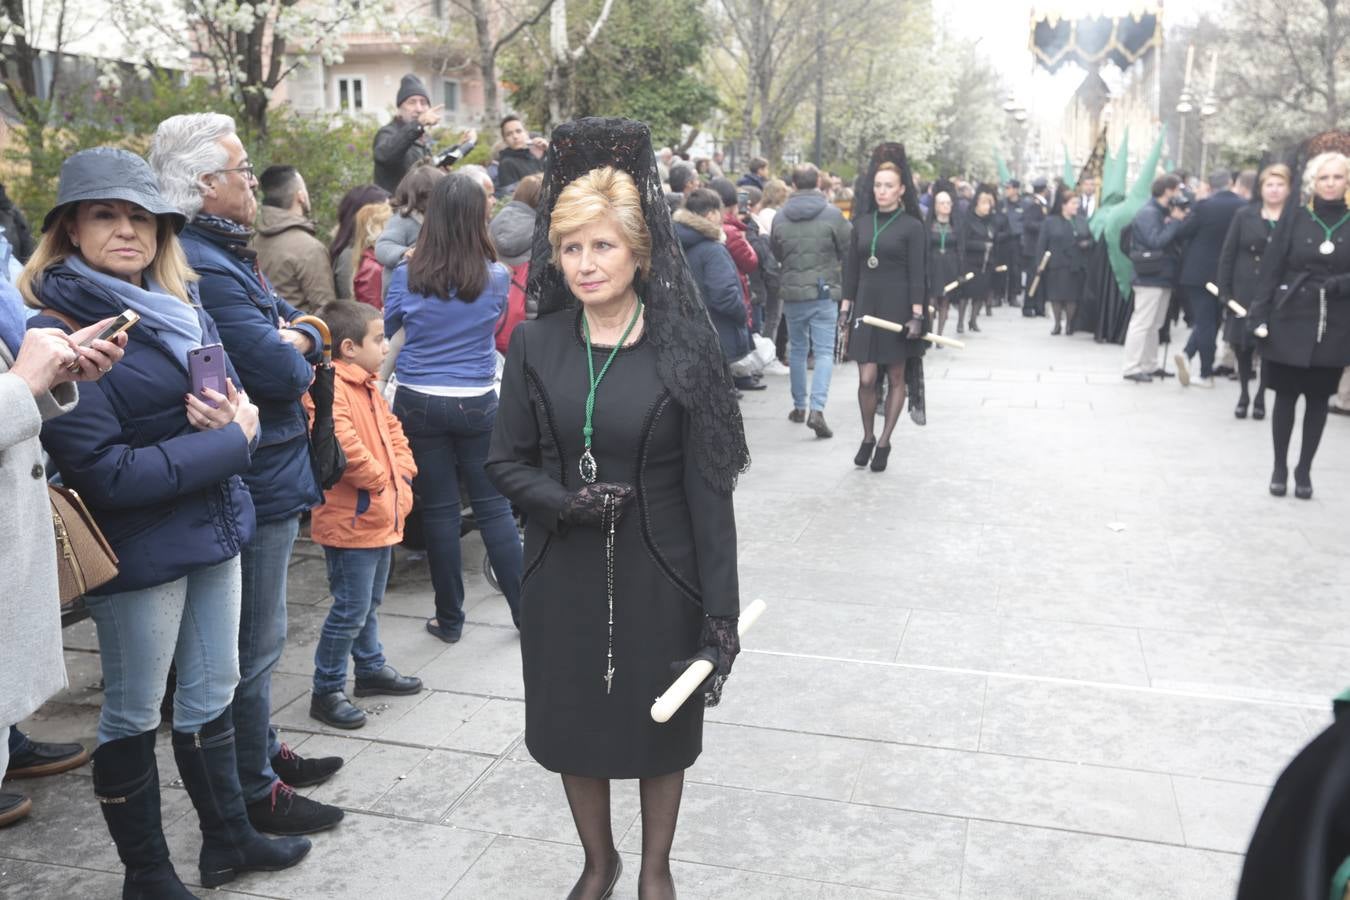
[42,146,186,233]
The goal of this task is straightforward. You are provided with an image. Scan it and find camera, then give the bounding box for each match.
[1169,190,1193,211]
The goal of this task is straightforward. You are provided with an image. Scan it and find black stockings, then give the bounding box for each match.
[858,362,906,446]
[637,771,682,900]
[1270,390,1330,479]
[560,771,685,900]
[936,298,949,335]
[1052,301,1077,330]
[562,775,621,900]
[1236,349,1266,407]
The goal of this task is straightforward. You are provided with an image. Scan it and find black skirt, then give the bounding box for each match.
[1262,360,1342,396]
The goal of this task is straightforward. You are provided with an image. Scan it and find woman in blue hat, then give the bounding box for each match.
[20,147,311,898]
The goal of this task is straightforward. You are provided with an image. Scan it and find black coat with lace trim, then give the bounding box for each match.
[486,309,738,778]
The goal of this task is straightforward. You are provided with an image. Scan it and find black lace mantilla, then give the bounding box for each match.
[854,142,923,223]
[526,117,750,495]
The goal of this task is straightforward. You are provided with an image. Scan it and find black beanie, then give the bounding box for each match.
[396,74,429,107]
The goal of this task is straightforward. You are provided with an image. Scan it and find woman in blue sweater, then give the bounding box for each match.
[386,173,523,641]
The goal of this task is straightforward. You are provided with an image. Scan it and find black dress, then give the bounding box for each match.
[1251,199,1350,396]
[1035,215,1092,303]
[926,219,962,302]
[486,311,739,779]
[843,210,926,364]
[958,212,997,304]
[1217,205,1277,350]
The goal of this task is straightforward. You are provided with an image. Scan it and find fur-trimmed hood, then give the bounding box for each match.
[672,207,726,245]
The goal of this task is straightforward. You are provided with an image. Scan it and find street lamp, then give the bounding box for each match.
[1176,43,1196,170]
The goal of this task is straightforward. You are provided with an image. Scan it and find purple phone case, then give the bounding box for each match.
[188,344,227,408]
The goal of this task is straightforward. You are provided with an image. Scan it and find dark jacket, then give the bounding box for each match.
[1128,199,1184,287]
[769,191,851,303]
[736,173,765,190]
[673,208,749,362]
[495,147,545,190]
[180,222,324,523]
[1019,195,1046,257]
[1175,189,1245,286]
[372,119,432,194]
[1217,204,1276,308]
[0,188,35,263]
[30,265,255,593]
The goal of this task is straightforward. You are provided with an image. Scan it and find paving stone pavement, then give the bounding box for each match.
[5,309,1347,899]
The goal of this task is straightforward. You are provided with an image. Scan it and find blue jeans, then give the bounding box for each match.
[784,298,837,412]
[313,546,391,694]
[85,557,242,746]
[236,514,298,803]
[1182,285,1219,378]
[393,388,522,633]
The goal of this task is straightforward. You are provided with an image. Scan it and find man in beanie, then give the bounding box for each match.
[372,74,477,194]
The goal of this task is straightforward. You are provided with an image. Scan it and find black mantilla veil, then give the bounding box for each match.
[526,116,750,495]
[853,142,922,222]
[925,178,957,227]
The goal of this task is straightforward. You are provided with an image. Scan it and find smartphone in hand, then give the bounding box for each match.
[82,309,140,347]
[187,343,227,408]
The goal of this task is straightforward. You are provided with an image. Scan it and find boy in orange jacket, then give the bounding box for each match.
[305,301,422,729]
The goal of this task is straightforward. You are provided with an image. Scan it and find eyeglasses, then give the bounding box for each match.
[214,164,256,181]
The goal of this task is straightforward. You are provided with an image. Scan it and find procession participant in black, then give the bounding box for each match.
[840,143,926,471]
[1218,165,1288,419]
[485,117,749,900]
[1021,177,1049,316]
[1248,150,1350,500]
[927,183,962,337]
[957,184,999,333]
[998,180,1024,306]
[1034,185,1093,336]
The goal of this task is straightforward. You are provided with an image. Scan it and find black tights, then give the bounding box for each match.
[858,362,907,447]
[561,771,683,900]
[1271,390,1330,480]
[1236,349,1267,406]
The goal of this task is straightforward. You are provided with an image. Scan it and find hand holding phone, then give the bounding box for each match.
[82,309,140,348]
[188,343,228,408]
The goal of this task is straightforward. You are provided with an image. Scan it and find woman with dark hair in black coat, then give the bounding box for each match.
[1034,185,1093,335]
[956,184,999,333]
[926,183,962,337]
[1248,149,1350,499]
[1217,165,1288,419]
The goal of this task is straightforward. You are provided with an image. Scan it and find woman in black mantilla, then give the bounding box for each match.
[1218,164,1288,420]
[1034,185,1093,336]
[957,184,999,333]
[926,181,961,337]
[1249,148,1350,500]
[485,117,749,900]
[840,143,927,472]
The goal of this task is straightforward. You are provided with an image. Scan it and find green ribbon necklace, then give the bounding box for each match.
[867,209,903,268]
[1308,206,1350,255]
[579,299,644,484]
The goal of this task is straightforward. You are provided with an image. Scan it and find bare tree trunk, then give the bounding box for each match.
[472,0,499,122]
[544,0,614,128]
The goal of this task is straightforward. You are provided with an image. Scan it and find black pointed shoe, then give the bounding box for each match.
[854,439,876,467]
[271,743,343,789]
[1234,398,1249,419]
[1270,467,1288,497]
[310,691,367,729]
[1294,469,1313,500]
[354,665,424,697]
[870,444,892,472]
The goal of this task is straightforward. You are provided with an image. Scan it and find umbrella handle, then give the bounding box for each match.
[291,315,333,365]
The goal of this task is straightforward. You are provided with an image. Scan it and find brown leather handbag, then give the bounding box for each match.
[33,306,121,608]
[49,483,119,610]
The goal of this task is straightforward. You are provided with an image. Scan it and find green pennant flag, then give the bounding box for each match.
[1090,127,1130,241]
[1062,144,1078,190]
[1102,126,1168,298]
[997,155,1012,185]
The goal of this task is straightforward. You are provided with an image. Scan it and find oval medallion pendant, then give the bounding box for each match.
[867,255,879,269]
[1320,240,1336,256]
[580,450,598,484]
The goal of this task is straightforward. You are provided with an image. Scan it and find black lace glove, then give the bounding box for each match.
[671,615,740,708]
[561,482,634,528]
[904,316,924,339]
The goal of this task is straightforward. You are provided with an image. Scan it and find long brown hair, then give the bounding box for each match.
[391,164,445,217]
[406,174,496,302]
[19,204,198,308]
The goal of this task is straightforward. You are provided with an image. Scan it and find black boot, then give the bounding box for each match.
[172,708,311,888]
[93,731,197,899]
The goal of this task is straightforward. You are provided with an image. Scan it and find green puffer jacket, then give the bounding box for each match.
[769,191,852,302]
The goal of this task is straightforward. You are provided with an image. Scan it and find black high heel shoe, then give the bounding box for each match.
[1294,468,1313,500]
[854,439,876,467]
[1234,398,1249,419]
[1270,467,1288,497]
[1252,401,1265,421]
[869,444,892,472]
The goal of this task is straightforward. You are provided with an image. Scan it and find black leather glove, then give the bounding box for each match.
[904,316,924,339]
[671,615,740,708]
[561,482,634,528]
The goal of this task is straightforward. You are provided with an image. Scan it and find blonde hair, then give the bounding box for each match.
[348,201,392,295]
[761,178,788,209]
[20,205,198,308]
[1257,163,1291,189]
[1302,152,1350,202]
[548,167,652,277]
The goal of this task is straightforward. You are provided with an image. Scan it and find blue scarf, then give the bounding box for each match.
[0,278,26,358]
[65,255,204,371]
